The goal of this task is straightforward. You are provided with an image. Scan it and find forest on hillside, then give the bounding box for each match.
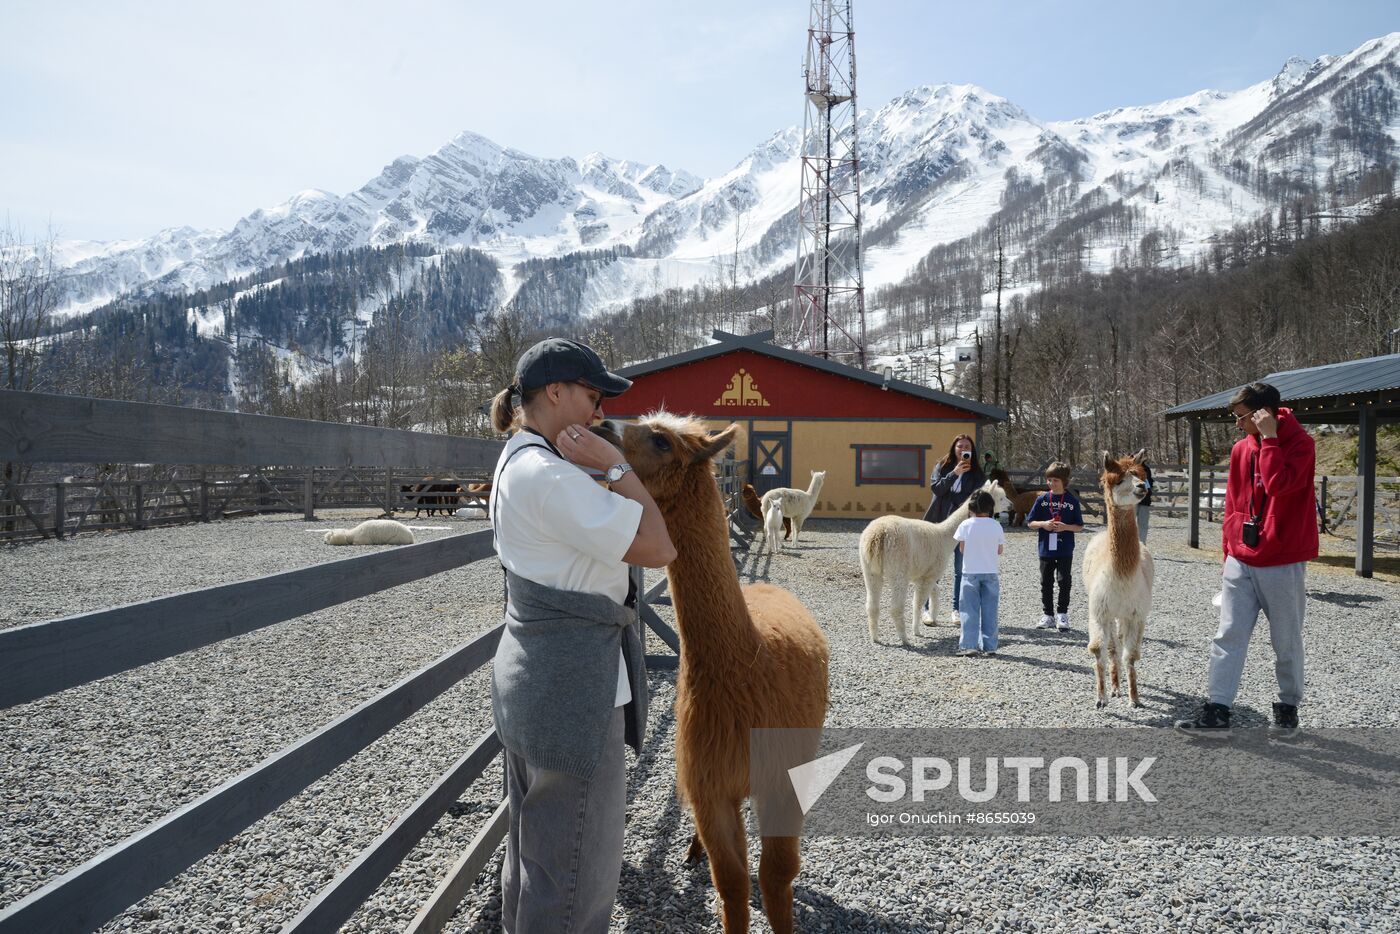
[4,198,1398,465]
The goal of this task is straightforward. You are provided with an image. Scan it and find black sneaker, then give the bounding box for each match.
[1174,702,1231,736]
[1271,702,1300,736]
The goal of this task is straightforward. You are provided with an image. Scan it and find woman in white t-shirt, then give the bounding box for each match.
[952,490,1005,657]
[486,337,675,934]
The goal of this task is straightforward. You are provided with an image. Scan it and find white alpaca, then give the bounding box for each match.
[859,479,1012,644]
[324,519,416,546]
[759,470,826,546]
[763,497,786,554]
[1082,450,1154,708]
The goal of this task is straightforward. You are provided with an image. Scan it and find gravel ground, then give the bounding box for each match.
[3,512,1399,933]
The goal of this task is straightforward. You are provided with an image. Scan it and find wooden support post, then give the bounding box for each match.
[54,482,66,539]
[1188,419,1201,549]
[385,469,394,515]
[199,479,210,522]
[133,482,145,530]
[303,469,315,521]
[1356,404,1376,578]
[1318,476,1329,535]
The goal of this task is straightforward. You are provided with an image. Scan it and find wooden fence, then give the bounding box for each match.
[0,465,492,543]
[0,390,705,933]
[1000,465,1400,548]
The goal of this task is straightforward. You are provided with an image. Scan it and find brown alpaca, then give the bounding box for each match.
[989,468,1037,527]
[742,482,791,539]
[595,414,828,934]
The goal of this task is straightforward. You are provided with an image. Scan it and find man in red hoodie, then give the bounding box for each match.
[1176,382,1318,735]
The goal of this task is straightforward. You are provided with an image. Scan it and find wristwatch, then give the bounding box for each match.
[605,463,634,484]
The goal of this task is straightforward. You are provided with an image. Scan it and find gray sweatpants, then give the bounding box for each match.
[1136,503,1150,543]
[1208,556,1306,707]
[502,706,626,933]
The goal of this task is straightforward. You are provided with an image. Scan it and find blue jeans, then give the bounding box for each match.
[959,573,1000,652]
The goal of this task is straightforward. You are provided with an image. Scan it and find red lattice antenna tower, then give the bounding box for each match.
[792,0,866,365]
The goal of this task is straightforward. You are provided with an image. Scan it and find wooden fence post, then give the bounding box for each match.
[1318,476,1329,534]
[385,469,394,515]
[304,469,316,521]
[199,479,210,522]
[54,482,66,539]
[133,482,145,530]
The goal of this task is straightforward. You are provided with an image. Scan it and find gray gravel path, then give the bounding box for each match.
[3,513,1398,932]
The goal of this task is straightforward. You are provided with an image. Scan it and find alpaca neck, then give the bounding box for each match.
[1105,500,1141,578]
[805,475,824,500]
[935,496,975,533]
[660,469,759,663]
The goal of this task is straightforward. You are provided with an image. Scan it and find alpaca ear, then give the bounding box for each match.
[1102,450,1116,471]
[693,423,740,464]
[1131,448,1147,464]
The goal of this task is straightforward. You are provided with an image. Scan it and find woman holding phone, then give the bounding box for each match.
[921,433,984,623]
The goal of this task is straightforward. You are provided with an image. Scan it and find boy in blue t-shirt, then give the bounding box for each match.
[1026,462,1085,632]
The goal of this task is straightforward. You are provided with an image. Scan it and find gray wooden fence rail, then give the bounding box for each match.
[0,390,692,933]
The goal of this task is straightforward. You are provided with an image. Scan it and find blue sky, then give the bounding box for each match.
[2,0,1395,242]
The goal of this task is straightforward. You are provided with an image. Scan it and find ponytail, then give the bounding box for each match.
[490,383,543,434]
[490,386,518,433]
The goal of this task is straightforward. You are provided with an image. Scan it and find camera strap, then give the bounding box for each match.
[1248,449,1267,523]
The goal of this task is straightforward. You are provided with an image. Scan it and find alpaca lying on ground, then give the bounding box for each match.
[1083,450,1154,708]
[859,479,1011,643]
[323,518,416,546]
[592,414,828,934]
[759,470,826,551]
[742,482,790,540]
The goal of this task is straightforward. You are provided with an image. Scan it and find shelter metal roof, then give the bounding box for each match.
[1161,353,1400,421]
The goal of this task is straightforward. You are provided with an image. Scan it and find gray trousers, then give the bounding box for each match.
[502,706,626,934]
[1208,556,1306,707]
[1136,503,1150,543]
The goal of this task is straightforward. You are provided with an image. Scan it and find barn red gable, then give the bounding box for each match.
[609,349,973,419]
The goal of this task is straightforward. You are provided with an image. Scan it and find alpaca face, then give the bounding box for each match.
[1101,449,1149,508]
[981,478,1013,516]
[591,413,739,504]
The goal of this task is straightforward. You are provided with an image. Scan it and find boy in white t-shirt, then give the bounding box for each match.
[953,490,1006,657]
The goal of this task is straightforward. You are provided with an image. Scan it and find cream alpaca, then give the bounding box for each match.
[859,479,1011,644]
[1082,450,1154,708]
[759,470,826,549]
[323,518,416,546]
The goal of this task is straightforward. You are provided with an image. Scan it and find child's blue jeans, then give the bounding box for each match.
[958,573,1000,652]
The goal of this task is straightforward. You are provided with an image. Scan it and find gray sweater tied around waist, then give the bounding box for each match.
[491,568,648,781]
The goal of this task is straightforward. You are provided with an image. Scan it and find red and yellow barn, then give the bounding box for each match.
[611,331,1007,519]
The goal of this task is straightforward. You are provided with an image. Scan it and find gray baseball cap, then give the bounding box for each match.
[515,338,632,397]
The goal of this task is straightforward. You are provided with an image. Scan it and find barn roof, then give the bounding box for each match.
[617,331,1007,422]
[1161,352,1400,422]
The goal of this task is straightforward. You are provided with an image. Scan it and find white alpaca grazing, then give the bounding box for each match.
[762,497,786,554]
[1082,450,1154,708]
[324,519,416,546]
[759,470,826,547]
[859,479,1011,644]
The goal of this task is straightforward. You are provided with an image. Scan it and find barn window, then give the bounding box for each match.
[852,444,929,485]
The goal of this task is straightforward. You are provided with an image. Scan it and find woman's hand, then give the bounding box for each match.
[556,423,624,473]
[953,459,972,475]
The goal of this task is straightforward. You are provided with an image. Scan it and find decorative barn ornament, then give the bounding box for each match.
[713,368,771,407]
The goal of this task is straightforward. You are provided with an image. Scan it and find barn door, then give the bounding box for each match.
[750,432,790,496]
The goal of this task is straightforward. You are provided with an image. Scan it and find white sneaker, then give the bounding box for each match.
[1036,614,1054,630]
[1056,613,1070,631]
[921,610,935,625]
[944,610,961,624]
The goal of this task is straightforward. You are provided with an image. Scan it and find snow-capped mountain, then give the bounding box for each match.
[49,32,1400,321]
